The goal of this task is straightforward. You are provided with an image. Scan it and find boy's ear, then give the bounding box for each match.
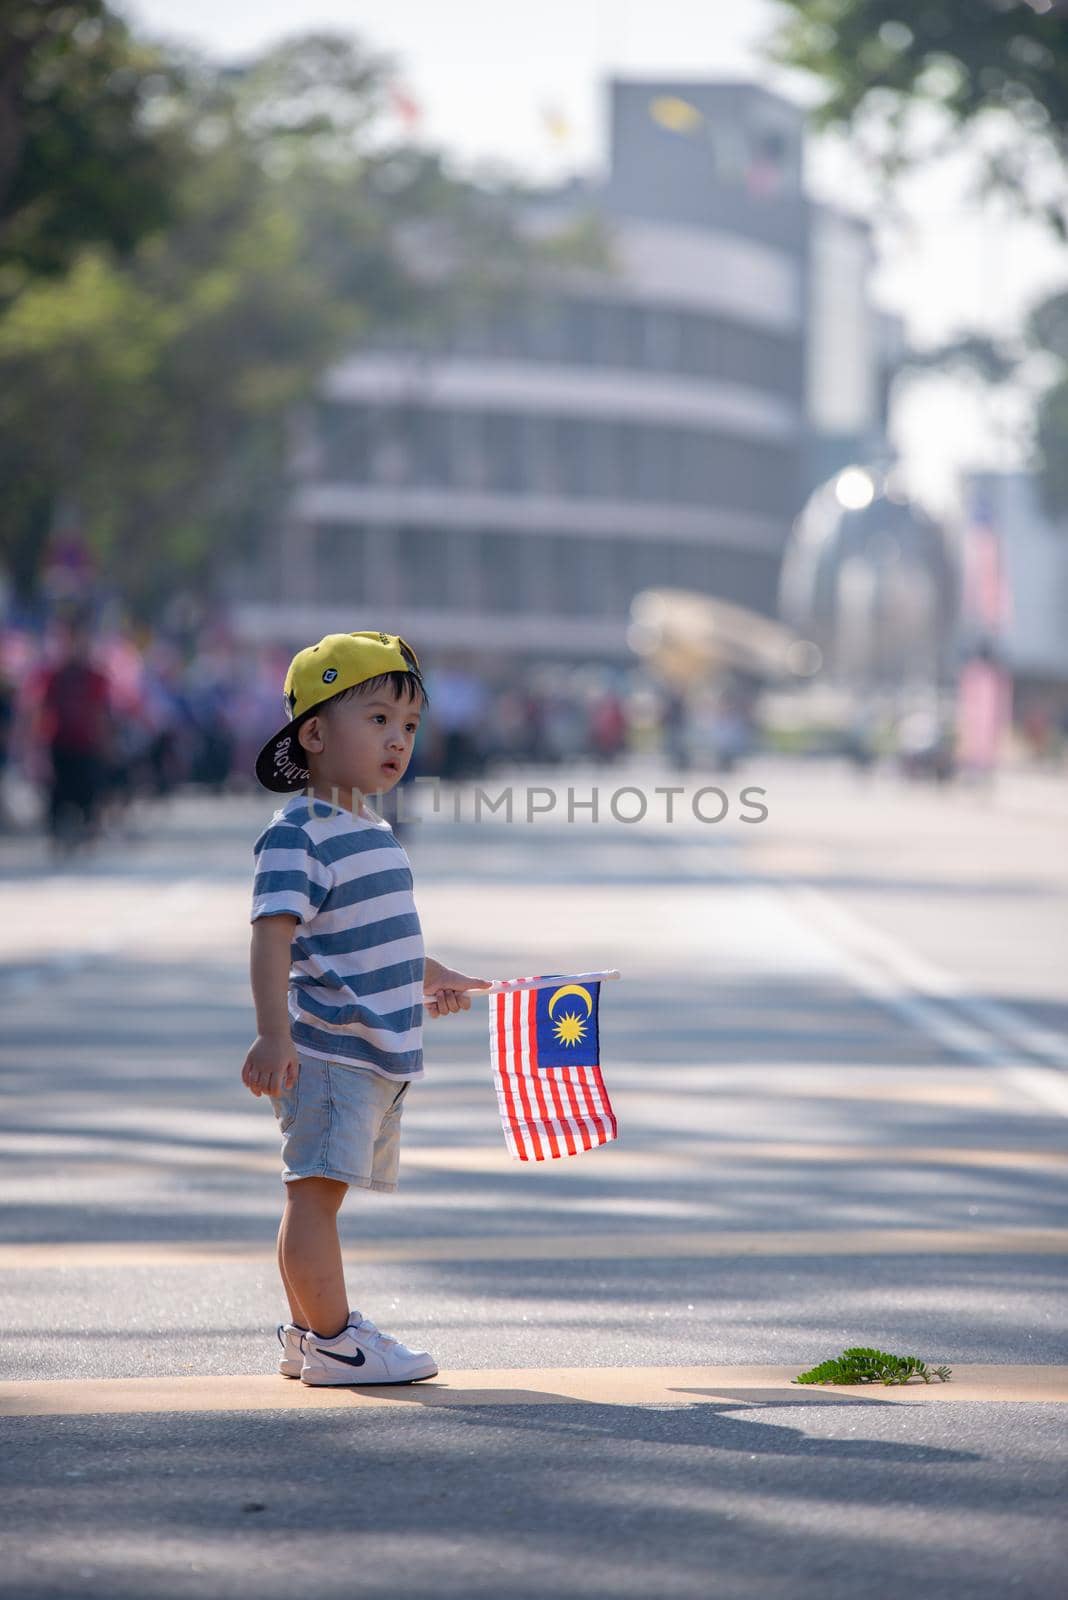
[297,714,325,756]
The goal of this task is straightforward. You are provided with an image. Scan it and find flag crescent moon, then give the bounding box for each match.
[547,984,593,1017]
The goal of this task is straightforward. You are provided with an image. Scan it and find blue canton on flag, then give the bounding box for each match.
[535,980,601,1068]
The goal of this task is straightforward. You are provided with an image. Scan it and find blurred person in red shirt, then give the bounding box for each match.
[35,614,114,848]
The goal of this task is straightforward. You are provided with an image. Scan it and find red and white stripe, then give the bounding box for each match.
[488,978,618,1162]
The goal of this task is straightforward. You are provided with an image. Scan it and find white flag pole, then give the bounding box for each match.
[482,970,621,995]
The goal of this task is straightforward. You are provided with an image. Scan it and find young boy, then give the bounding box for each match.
[243,630,489,1385]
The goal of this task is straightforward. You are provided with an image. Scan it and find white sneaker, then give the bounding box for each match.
[277,1322,308,1378]
[300,1310,438,1386]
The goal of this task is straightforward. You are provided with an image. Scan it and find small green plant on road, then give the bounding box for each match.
[794,1347,952,1386]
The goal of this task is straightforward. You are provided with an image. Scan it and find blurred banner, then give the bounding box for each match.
[956,490,1013,774]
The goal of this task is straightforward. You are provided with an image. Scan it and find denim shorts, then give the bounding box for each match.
[271,1054,412,1191]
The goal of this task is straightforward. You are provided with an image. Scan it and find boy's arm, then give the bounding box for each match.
[242,914,300,1097]
[423,955,492,1018]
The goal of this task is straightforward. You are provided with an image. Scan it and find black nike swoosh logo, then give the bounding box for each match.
[317,1346,367,1368]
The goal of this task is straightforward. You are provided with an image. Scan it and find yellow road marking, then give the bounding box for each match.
[2,1365,1065,1418]
[688,1081,1008,1108]
[5,1138,1064,1181]
[2,1227,1066,1271]
[402,1142,1068,1176]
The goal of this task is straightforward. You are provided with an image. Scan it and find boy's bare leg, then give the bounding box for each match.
[278,1177,350,1337]
[276,1213,309,1329]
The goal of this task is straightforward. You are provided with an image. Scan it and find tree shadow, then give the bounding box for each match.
[292,1382,983,1463]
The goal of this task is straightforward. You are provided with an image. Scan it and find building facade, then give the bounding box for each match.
[963,472,1068,697]
[236,80,894,661]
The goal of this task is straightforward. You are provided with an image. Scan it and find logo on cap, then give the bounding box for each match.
[322,667,338,683]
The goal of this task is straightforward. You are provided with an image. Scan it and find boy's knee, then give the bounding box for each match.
[285,1176,347,1210]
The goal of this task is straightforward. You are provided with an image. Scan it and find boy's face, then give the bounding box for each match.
[299,684,423,798]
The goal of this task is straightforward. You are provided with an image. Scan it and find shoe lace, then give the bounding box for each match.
[353,1316,399,1351]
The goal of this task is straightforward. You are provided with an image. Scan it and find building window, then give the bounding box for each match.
[445,313,492,356]
[315,524,365,601]
[541,532,588,616]
[449,412,488,489]
[525,416,559,495]
[317,403,372,482]
[583,538,615,615]
[554,417,587,496]
[677,543,718,593]
[408,409,449,486]
[367,408,412,486]
[585,420,618,498]
[485,413,524,493]
[477,531,523,612]
[645,309,682,371]
[397,526,451,608]
[562,299,596,364]
[591,301,625,366]
[523,296,565,361]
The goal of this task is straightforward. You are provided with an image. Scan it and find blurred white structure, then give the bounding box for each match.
[236,80,899,661]
[779,467,958,690]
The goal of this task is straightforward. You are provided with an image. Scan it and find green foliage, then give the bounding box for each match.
[1035,376,1068,521]
[1030,286,1068,366]
[0,1,184,294]
[794,1346,952,1385]
[767,1,1068,234]
[1014,288,1068,524]
[899,333,1017,386]
[0,29,387,608]
[0,14,591,612]
[767,4,1068,516]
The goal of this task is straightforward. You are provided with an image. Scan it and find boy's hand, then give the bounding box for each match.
[423,963,492,1019]
[241,1032,299,1097]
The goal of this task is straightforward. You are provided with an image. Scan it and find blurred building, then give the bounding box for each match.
[236,80,899,660]
[963,471,1068,717]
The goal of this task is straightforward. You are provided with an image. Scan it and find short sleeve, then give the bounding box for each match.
[251,820,332,926]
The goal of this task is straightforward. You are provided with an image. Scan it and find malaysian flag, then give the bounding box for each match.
[487,972,620,1161]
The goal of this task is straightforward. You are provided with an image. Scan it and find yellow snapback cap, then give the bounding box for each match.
[255,630,422,792]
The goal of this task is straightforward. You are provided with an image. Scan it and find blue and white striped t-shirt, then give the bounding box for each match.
[250,795,424,1080]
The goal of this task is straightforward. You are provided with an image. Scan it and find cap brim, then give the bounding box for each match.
[255,715,312,793]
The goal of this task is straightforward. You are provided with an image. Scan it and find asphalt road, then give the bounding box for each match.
[1,756,1065,1599]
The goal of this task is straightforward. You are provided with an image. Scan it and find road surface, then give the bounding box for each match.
[1,757,1065,1598]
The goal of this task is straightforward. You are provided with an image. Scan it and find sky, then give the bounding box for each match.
[118,0,1068,514]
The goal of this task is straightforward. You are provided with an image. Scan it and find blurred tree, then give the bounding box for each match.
[768,1,1068,519]
[0,30,393,608]
[0,24,599,611]
[768,0,1068,234]
[1028,289,1068,518]
[0,1,183,295]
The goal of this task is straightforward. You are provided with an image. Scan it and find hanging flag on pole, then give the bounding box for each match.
[540,102,572,146]
[486,971,620,1161]
[648,95,703,136]
[389,83,423,132]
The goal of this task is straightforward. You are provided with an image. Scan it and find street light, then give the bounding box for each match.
[834,467,876,511]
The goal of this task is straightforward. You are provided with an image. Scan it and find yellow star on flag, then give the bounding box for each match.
[553,1011,587,1047]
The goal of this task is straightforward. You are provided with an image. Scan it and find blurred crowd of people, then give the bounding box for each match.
[0,615,761,851]
[8,607,1057,854]
[0,614,288,848]
[423,661,755,783]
